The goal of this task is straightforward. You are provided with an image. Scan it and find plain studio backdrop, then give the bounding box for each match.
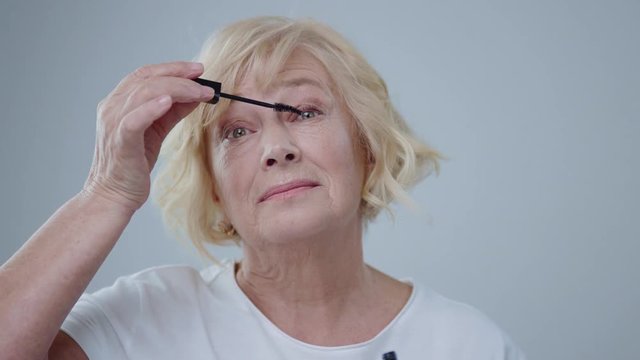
[1,1,638,359]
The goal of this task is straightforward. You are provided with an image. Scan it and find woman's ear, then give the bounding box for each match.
[367,154,375,172]
[211,186,221,203]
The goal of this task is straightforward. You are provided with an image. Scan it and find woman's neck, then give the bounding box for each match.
[234,220,412,346]
[237,218,369,305]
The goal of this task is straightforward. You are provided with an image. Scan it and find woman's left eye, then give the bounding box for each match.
[296,107,322,121]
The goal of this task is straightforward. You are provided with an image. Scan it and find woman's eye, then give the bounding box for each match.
[300,110,317,120]
[226,127,248,139]
[297,108,322,121]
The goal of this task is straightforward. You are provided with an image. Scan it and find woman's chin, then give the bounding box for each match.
[243,191,361,245]
[256,208,339,245]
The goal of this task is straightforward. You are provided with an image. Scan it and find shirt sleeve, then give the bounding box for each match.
[61,293,128,359]
[60,265,204,359]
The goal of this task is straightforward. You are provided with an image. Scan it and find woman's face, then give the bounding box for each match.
[208,51,367,244]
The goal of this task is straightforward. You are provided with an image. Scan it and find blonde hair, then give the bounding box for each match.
[152,16,444,259]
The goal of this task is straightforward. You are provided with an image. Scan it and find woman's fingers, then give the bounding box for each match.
[115,61,204,90]
[134,61,204,79]
[119,95,173,140]
[121,76,214,115]
[110,61,213,116]
[85,95,176,211]
[84,61,212,212]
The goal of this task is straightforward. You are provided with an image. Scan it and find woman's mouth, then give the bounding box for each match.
[259,180,320,202]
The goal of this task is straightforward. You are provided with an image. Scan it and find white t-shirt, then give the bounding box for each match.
[62,260,527,359]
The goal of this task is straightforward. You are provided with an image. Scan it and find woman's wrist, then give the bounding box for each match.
[75,187,139,220]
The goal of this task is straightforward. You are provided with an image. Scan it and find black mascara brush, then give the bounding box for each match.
[193,78,302,115]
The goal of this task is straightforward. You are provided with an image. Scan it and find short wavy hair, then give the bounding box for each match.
[152,16,444,259]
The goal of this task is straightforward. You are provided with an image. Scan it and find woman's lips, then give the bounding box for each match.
[259,180,320,202]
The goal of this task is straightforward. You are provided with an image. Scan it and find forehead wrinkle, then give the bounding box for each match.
[274,77,331,97]
[234,49,337,100]
[233,76,332,101]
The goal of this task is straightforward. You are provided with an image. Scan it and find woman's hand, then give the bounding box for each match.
[0,61,215,355]
[82,61,214,212]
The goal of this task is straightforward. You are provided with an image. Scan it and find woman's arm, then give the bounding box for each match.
[0,61,214,359]
[0,191,134,359]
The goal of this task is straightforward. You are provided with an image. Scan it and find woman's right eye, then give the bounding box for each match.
[224,127,249,140]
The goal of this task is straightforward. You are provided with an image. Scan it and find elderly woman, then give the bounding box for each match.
[0,17,526,359]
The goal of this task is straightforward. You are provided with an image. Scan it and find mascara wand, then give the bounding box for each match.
[193,78,302,115]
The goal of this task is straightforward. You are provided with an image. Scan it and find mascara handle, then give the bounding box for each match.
[193,78,221,104]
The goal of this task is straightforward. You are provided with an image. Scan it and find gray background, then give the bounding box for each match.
[1,0,638,359]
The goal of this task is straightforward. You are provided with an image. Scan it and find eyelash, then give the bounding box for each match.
[292,105,323,121]
[221,105,324,141]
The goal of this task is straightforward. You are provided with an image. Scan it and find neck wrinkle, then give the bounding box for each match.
[235,217,370,308]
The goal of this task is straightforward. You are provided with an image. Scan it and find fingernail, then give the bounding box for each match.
[190,62,204,72]
[157,95,171,105]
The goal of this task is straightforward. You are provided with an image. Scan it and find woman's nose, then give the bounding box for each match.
[260,124,301,169]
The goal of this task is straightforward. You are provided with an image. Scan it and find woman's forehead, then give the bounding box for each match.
[236,50,335,97]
